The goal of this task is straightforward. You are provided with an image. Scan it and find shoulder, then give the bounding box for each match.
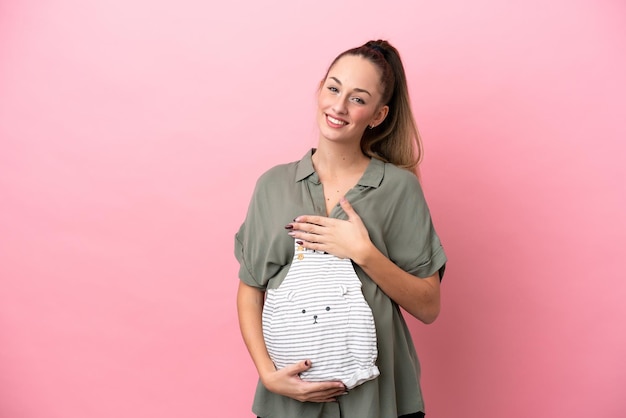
[373,163,429,218]
[381,162,422,194]
[255,160,299,189]
[254,150,314,190]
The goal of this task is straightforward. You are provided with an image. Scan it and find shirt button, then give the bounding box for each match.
[297,254,304,260]
[297,245,304,252]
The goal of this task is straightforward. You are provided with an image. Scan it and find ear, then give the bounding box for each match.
[370,105,389,128]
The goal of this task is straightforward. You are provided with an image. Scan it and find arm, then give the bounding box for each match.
[236,281,347,401]
[287,197,441,324]
[355,244,440,323]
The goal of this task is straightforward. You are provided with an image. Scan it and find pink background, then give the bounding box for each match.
[1,1,625,417]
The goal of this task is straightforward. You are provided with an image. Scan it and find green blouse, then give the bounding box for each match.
[235,149,447,418]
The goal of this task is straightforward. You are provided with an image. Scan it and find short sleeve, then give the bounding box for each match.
[234,167,295,289]
[384,170,447,280]
[234,221,260,287]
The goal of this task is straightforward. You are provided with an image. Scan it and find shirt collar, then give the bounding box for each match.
[295,148,384,188]
[295,149,317,182]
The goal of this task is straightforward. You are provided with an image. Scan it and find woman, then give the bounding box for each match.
[235,40,447,418]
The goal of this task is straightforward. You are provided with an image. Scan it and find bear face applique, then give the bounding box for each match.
[284,285,349,326]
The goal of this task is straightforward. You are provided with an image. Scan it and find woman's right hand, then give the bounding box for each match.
[261,360,347,402]
[237,282,346,402]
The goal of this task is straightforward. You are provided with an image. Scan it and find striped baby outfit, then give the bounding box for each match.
[262,240,379,389]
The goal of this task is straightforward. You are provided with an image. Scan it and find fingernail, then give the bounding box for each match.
[293,217,300,222]
[296,240,303,245]
[284,224,293,229]
[304,360,310,367]
[288,232,296,236]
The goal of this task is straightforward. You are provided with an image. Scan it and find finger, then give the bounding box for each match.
[294,231,327,244]
[339,197,360,220]
[293,222,324,235]
[296,379,347,402]
[288,228,326,246]
[302,386,346,402]
[286,221,321,236]
[294,215,329,227]
[316,387,347,398]
[284,359,311,376]
[306,389,347,402]
[294,239,328,254]
[308,396,339,403]
[307,381,346,393]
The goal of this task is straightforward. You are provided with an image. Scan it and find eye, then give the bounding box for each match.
[325,307,330,311]
[327,86,339,93]
[302,309,306,314]
[351,97,365,105]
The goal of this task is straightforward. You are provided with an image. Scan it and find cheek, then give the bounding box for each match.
[317,92,332,110]
[350,107,375,123]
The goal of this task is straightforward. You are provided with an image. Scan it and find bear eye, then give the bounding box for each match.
[302,309,306,314]
[325,307,330,311]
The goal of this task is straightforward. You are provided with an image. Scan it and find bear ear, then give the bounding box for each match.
[338,285,348,296]
[286,290,295,302]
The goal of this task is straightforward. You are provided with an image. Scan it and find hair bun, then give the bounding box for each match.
[365,40,388,56]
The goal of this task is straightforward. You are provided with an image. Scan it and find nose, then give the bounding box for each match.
[331,96,348,114]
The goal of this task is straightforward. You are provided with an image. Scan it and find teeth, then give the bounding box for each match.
[327,115,347,125]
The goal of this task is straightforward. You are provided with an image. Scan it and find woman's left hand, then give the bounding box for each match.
[287,197,372,262]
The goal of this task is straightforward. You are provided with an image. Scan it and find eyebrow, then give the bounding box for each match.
[329,77,372,97]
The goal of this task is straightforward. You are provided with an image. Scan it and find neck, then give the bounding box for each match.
[312,141,370,179]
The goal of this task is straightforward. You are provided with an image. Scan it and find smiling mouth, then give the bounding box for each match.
[326,114,347,126]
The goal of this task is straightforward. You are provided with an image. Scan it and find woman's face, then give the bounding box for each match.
[317,55,389,145]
